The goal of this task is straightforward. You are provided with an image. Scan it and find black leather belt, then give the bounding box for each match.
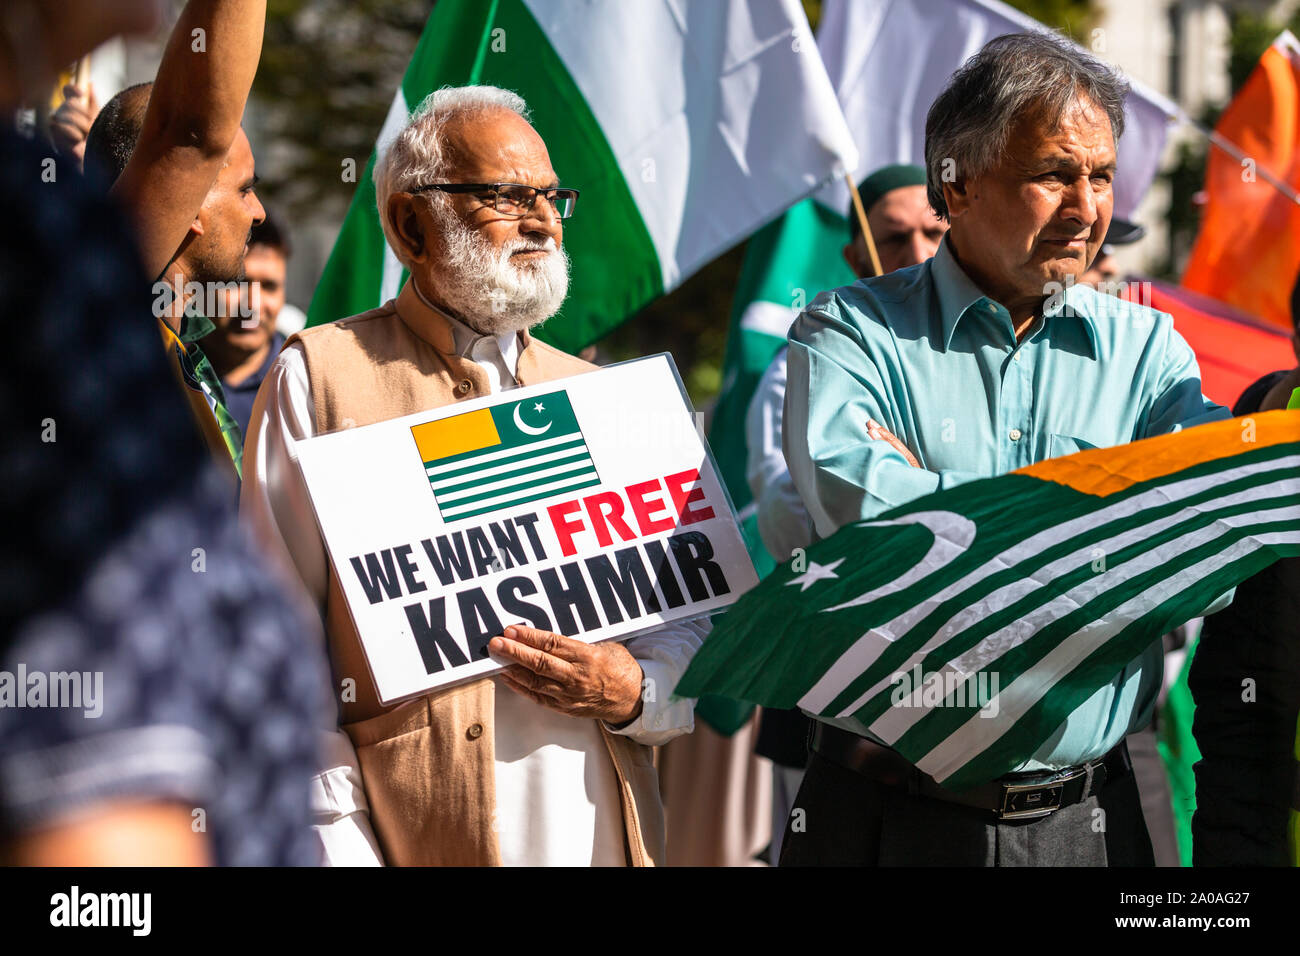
[810,722,1133,821]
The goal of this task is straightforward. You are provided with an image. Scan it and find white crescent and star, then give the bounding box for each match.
[786,558,845,592]
[513,401,552,436]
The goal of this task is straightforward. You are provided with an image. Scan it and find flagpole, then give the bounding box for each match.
[1178,109,1300,207]
[74,55,92,92]
[845,172,884,277]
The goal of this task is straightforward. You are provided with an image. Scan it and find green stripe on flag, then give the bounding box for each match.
[441,474,601,521]
[426,436,586,479]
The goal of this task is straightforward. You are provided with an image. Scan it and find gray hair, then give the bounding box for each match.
[374,85,531,264]
[924,32,1129,219]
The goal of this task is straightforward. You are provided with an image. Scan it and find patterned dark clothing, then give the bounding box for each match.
[0,128,329,865]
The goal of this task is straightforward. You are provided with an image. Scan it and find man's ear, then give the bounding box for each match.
[386,193,429,265]
[942,177,973,221]
[189,214,204,238]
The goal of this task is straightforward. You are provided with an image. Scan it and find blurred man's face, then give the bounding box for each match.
[244,245,287,329]
[190,128,265,285]
[944,97,1115,313]
[207,243,285,356]
[844,184,947,277]
[390,109,570,335]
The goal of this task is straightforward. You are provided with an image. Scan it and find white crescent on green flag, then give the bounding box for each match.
[677,413,1300,791]
[306,0,858,353]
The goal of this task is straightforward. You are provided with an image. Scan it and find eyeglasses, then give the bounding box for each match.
[411,182,580,220]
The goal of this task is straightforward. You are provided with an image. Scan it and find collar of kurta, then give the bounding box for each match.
[930,234,1100,358]
[394,277,531,360]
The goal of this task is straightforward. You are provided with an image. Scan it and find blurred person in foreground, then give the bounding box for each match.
[1190,274,1300,865]
[202,211,292,436]
[82,0,268,478]
[745,162,946,865]
[780,32,1229,867]
[0,0,328,866]
[242,86,707,866]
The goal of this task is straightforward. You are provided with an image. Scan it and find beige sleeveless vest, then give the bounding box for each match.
[288,280,665,866]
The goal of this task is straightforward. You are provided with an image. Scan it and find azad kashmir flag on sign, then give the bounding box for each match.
[676,412,1300,791]
[294,356,758,704]
[306,0,857,352]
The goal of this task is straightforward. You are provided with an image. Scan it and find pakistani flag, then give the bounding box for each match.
[677,412,1300,790]
[307,0,857,353]
[412,392,597,523]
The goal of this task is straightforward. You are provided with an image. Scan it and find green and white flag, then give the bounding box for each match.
[414,391,599,523]
[677,413,1300,790]
[307,0,858,353]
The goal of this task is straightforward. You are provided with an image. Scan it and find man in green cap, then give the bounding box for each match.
[842,163,948,279]
[745,162,947,864]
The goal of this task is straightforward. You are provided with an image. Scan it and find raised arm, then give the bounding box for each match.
[113,0,266,279]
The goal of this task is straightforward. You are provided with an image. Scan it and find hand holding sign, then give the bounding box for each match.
[295,356,757,704]
[491,625,645,725]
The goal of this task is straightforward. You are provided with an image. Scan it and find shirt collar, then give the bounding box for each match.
[179,311,215,343]
[931,234,992,351]
[930,234,1099,358]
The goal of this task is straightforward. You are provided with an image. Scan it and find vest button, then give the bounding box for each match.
[457,379,472,394]
[466,722,484,740]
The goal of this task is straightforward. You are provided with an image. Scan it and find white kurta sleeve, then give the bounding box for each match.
[607,616,710,746]
[745,347,814,563]
[240,343,385,867]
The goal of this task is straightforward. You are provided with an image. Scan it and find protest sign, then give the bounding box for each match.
[295,354,758,704]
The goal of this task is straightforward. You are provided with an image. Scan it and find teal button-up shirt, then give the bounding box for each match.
[784,236,1230,770]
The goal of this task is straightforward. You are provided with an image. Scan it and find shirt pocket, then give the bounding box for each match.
[1046,432,1103,459]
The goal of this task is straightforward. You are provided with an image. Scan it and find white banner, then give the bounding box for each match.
[296,355,758,704]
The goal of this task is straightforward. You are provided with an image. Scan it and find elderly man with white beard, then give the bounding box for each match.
[241,86,707,866]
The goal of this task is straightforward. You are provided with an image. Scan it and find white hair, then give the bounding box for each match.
[374,85,531,264]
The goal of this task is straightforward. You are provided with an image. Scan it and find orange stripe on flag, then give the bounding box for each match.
[411,408,500,463]
[1018,410,1300,496]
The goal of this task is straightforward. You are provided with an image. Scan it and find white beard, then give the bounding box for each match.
[432,216,571,336]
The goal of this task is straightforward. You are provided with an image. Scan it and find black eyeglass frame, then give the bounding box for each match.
[410,182,580,219]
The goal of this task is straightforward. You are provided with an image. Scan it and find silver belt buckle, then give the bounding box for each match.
[997,767,1086,820]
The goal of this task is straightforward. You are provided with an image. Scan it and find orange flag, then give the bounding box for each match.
[1182,31,1300,332]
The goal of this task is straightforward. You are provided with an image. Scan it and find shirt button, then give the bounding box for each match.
[1013,351,1022,362]
[466,722,484,740]
[1009,428,1023,442]
[456,379,472,394]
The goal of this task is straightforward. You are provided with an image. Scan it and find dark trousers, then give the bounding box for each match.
[779,751,1156,866]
